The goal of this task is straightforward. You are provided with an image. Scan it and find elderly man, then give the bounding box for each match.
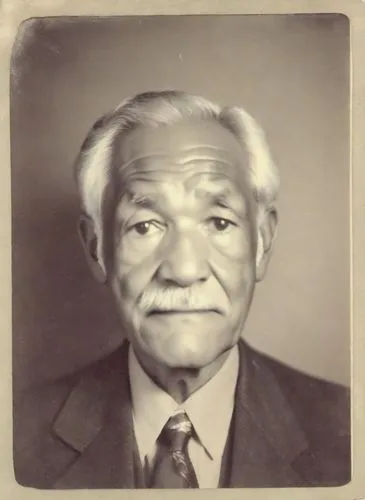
[14,91,350,489]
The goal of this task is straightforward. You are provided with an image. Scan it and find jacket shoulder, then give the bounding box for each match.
[247,344,350,442]
[13,370,81,488]
[244,343,351,485]
[13,345,127,488]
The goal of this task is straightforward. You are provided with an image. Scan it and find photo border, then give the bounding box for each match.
[2,1,364,499]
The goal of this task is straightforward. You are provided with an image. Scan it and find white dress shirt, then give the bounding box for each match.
[128,345,239,488]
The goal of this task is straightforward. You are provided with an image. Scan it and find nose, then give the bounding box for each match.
[157,230,210,287]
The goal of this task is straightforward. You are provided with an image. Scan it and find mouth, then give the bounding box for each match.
[147,308,221,316]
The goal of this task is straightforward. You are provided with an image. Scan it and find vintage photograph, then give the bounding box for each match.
[11,14,351,489]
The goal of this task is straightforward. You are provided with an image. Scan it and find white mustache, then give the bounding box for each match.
[138,286,229,314]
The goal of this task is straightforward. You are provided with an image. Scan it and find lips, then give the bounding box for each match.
[147,308,221,316]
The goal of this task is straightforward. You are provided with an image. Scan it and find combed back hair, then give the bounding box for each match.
[73,90,280,268]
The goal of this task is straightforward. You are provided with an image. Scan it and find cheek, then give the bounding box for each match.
[211,216,256,258]
[219,260,255,301]
[113,220,164,271]
[111,246,160,306]
[210,225,256,288]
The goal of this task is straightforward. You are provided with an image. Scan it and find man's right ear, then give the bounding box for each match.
[78,214,107,284]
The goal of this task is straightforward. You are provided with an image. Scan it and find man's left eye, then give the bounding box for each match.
[208,217,235,232]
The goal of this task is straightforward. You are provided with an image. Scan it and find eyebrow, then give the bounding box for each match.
[207,193,234,209]
[118,189,163,214]
[114,191,159,225]
[197,185,246,211]
[128,192,160,209]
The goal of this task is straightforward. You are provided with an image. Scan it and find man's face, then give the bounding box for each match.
[103,120,260,369]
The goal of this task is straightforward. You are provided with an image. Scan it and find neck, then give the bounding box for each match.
[133,347,233,404]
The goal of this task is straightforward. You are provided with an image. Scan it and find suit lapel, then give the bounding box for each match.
[227,341,309,487]
[51,341,139,489]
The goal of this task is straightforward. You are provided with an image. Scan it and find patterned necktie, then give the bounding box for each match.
[149,411,199,488]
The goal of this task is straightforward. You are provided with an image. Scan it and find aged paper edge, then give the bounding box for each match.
[1,1,364,499]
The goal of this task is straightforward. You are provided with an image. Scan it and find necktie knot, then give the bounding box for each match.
[150,411,199,488]
[162,411,193,451]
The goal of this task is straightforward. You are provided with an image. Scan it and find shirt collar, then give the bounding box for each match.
[129,344,239,461]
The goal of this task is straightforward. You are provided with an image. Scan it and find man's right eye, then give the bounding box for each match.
[129,221,161,236]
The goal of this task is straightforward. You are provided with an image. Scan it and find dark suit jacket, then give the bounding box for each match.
[13,339,350,489]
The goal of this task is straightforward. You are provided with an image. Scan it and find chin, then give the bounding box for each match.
[160,352,214,370]
[146,331,230,370]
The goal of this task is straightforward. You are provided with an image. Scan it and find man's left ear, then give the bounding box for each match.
[255,207,278,282]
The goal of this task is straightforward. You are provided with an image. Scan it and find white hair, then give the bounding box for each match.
[73,90,280,270]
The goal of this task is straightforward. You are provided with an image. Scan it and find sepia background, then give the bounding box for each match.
[11,14,350,395]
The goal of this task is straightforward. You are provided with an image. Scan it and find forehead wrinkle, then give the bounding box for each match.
[116,160,241,193]
[118,154,166,171]
[182,168,246,192]
[176,157,234,169]
[118,156,237,176]
[119,143,242,165]
[194,184,234,199]
[117,142,243,172]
